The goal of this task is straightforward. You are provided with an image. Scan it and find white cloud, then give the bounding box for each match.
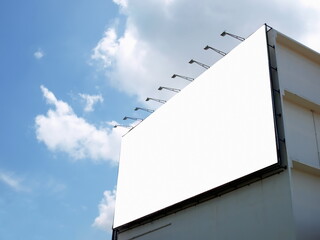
[0,170,27,192]
[79,93,104,112]
[295,0,320,52]
[91,28,119,68]
[91,0,320,103]
[92,188,116,232]
[35,86,127,163]
[113,0,128,8]
[34,49,44,59]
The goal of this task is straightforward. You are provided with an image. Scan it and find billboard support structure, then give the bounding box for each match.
[265,23,288,168]
[113,25,288,237]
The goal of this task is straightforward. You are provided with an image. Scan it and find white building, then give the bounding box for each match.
[112,25,320,240]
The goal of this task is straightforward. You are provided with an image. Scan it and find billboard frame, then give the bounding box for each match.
[112,24,288,237]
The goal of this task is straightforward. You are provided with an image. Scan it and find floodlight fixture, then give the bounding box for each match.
[113,124,133,129]
[189,59,210,69]
[145,98,167,104]
[123,116,144,121]
[158,86,181,93]
[220,31,245,41]
[171,74,194,82]
[204,45,227,56]
[134,107,155,113]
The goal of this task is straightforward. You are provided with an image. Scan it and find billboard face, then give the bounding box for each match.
[114,26,278,228]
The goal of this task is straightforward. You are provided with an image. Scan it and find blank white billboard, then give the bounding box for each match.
[114,26,278,228]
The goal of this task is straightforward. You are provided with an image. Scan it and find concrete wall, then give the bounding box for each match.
[291,167,320,240]
[117,171,295,240]
[282,98,320,239]
[282,100,320,168]
[277,37,320,239]
[276,41,320,105]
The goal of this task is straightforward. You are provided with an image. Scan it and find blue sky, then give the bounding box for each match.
[1,0,319,239]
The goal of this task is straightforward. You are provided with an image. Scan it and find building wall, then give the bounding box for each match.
[281,98,320,239]
[277,37,320,239]
[276,42,320,105]
[282,100,320,168]
[117,171,296,240]
[291,167,320,240]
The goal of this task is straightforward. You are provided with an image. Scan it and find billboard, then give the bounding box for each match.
[113,26,278,228]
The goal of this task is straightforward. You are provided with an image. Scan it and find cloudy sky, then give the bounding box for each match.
[1,0,319,239]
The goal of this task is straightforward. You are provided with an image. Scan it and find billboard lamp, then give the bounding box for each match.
[204,45,227,56]
[158,86,181,93]
[145,98,167,104]
[220,31,245,41]
[123,116,144,121]
[171,74,194,82]
[134,107,155,113]
[113,124,133,129]
[189,59,210,69]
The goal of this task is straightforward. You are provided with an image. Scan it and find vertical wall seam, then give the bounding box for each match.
[311,111,320,166]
